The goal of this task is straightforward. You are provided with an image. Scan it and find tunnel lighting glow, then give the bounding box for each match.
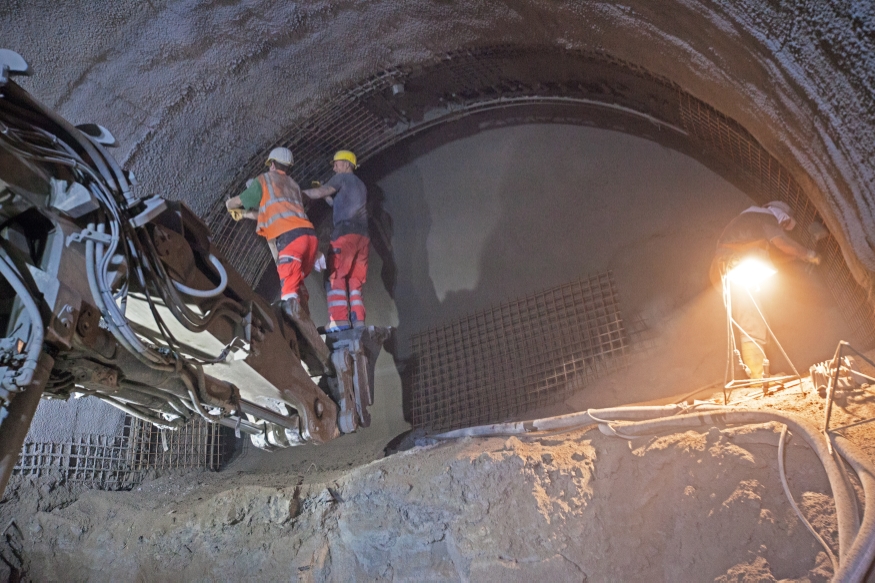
[727,258,776,287]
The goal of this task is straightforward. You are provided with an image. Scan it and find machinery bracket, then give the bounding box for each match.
[65,227,115,247]
[129,195,167,228]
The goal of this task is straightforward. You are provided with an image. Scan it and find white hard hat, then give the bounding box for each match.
[765,200,796,229]
[266,147,293,167]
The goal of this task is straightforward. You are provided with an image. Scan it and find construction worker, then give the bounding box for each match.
[303,150,369,332]
[225,147,330,369]
[711,200,821,384]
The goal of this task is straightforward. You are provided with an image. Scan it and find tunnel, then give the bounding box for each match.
[2,1,875,580]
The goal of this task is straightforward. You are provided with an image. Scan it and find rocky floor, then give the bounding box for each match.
[2,374,875,582]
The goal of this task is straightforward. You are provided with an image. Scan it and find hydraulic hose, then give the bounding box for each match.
[85,235,168,370]
[597,409,856,559]
[433,404,695,438]
[170,254,228,299]
[832,435,875,583]
[434,404,875,579]
[0,254,43,389]
[778,425,838,571]
[179,367,223,423]
[80,390,183,429]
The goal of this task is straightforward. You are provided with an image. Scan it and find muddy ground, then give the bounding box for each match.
[2,368,875,582]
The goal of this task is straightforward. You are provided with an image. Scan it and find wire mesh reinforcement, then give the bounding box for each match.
[15,433,136,490]
[14,415,235,490]
[678,94,875,348]
[410,273,629,432]
[127,415,233,472]
[206,45,874,348]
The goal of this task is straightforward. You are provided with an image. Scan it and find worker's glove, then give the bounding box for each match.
[805,250,822,265]
[313,252,327,272]
[228,208,244,222]
[311,180,321,188]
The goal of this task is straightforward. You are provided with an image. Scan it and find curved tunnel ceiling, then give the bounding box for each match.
[205,46,875,343]
[3,1,874,334]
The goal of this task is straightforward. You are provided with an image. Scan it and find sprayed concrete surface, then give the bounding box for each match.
[2,2,875,580]
[2,0,875,297]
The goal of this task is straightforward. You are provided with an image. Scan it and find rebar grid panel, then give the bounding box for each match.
[127,416,233,472]
[15,433,136,489]
[13,416,235,489]
[410,273,629,432]
[205,45,873,345]
[678,95,875,347]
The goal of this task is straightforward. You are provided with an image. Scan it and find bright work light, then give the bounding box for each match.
[727,257,776,287]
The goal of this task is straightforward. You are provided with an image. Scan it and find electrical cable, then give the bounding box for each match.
[777,424,838,571]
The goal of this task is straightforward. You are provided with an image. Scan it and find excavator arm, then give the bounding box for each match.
[0,50,388,495]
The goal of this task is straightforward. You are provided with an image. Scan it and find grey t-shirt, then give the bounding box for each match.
[326,172,368,238]
[717,211,785,250]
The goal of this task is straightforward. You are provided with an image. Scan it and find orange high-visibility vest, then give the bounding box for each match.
[255,170,312,240]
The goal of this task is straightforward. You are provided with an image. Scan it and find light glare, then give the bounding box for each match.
[727,258,776,287]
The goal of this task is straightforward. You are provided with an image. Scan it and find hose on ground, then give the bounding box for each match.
[590,409,857,560]
[433,404,875,580]
[831,435,875,583]
[778,424,838,571]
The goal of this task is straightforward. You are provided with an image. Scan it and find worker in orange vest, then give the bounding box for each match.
[303,150,369,332]
[226,147,329,368]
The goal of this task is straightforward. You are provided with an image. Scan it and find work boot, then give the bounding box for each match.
[282,298,332,374]
[740,341,766,392]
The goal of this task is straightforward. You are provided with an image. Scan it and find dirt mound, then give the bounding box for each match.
[0,407,846,581]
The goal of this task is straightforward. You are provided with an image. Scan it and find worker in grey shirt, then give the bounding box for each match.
[303,150,369,331]
[710,200,820,386]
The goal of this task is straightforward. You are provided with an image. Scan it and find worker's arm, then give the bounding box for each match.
[770,234,820,264]
[226,181,261,220]
[302,184,338,200]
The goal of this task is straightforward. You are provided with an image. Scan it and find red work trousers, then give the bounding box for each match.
[327,234,370,327]
[275,233,318,303]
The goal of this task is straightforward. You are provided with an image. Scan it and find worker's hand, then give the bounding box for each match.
[805,250,822,265]
[325,196,334,207]
[229,208,244,222]
[225,198,235,210]
[313,252,327,272]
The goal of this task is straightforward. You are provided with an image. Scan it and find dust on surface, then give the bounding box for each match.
[3,373,875,582]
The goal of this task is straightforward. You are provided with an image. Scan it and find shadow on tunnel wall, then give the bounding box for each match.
[358,120,866,429]
[253,104,872,432]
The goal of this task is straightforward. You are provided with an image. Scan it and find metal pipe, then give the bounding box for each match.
[239,400,300,430]
[217,415,262,436]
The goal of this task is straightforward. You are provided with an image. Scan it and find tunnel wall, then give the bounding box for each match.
[3,0,875,312]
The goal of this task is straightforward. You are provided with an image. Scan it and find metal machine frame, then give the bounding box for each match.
[0,50,388,495]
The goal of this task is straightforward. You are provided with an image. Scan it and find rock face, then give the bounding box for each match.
[2,1,875,298]
[1,422,836,581]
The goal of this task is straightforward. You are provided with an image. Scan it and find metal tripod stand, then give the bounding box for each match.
[722,273,801,404]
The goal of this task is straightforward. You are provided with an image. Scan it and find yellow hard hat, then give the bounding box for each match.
[332,150,358,168]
